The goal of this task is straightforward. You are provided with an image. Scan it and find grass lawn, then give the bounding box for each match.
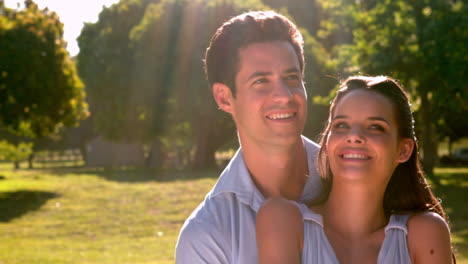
[0,164,467,263]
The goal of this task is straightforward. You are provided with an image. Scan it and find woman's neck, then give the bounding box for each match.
[320,182,388,238]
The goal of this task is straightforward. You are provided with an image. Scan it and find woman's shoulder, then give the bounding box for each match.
[407,211,453,263]
[407,211,448,228]
[407,211,450,238]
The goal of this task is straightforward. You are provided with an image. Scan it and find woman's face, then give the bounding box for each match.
[325,89,407,185]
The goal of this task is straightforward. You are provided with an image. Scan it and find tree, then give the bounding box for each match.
[262,0,321,35]
[0,0,88,138]
[345,0,468,178]
[77,0,152,143]
[78,0,271,168]
[77,0,343,168]
[131,0,272,168]
[0,140,33,169]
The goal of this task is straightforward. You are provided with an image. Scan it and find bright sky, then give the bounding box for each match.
[5,0,120,56]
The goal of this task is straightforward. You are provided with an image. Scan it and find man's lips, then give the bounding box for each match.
[266,112,296,120]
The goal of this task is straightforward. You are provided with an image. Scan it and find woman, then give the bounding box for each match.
[256,76,455,263]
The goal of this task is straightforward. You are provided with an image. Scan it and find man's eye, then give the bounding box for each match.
[286,75,300,80]
[285,75,302,85]
[253,78,268,85]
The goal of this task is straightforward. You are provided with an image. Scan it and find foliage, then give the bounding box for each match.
[300,29,336,138]
[0,140,33,165]
[311,0,468,176]
[77,0,338,167]
[262,0,321,35]
[77,0,150,142]
[132,0,273,167]
[75,0,466,168]
[78,0,276,167]
[354,0,467,175]
[0,0,88,138]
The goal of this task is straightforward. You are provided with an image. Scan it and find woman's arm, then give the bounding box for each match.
[256,197,303,264]
[407,211,453,264]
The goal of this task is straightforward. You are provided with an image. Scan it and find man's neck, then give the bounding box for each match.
[242,137,308,201]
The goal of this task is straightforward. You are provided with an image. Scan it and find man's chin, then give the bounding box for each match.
[268,133,303,145]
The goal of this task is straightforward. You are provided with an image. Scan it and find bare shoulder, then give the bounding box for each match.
[257,197,302,221]
[407,211,450,239]
[256,197,303,264]
[256,197,303,238]
[407,211,453,264]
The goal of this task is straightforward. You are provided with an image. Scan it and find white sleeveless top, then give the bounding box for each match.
[294,203,412,264]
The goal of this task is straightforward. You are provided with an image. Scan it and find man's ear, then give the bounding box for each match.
[397,138,414,163]
[213,82,234,114]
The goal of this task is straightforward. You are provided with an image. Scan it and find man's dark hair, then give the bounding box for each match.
[204,11,304,96]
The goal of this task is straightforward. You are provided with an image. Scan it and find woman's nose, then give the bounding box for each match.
[346,127,365,144]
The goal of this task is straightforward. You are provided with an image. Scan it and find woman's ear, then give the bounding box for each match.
[213,82,234,114]
[397,138,414,163]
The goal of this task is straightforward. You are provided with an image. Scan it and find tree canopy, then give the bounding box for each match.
[77,0,333,167]
[76,0,466,170]
[350,0,467,174]
[0,0,88,138]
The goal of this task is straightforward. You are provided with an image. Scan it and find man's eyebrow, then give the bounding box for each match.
[246,71,272,82]
[246,67,301,81]
[284,67,301,74]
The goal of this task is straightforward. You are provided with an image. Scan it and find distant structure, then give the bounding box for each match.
[85,137,145,167]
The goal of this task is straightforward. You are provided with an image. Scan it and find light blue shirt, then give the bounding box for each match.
[175,136,321,264]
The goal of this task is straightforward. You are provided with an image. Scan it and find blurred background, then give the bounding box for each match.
[0,0,467,263]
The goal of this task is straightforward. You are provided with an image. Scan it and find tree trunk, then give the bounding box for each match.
[146,138,162,168]
[420,92,439,185]
[14,161,19,170]
[28,153,34,169]
[79,144,87,166]
[448,138,453,157]
[192,126,217,169]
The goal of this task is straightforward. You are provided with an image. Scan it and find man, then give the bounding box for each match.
[175,11,321,263]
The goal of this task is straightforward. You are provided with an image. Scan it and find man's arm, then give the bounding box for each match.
[175,219,230,264]
[256,197,303,264]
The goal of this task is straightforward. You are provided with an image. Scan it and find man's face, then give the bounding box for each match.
[226,41,307,148]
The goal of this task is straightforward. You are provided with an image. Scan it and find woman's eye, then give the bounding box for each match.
[333,122,348,129]
[369,124,385,131]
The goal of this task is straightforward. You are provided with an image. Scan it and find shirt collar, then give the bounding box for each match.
[210,136,321,213]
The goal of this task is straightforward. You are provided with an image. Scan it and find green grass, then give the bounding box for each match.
[0,167,218,264]
[0,166,467,263]
[433,167,468,263]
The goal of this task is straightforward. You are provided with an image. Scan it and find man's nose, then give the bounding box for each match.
[271,80,293,102]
